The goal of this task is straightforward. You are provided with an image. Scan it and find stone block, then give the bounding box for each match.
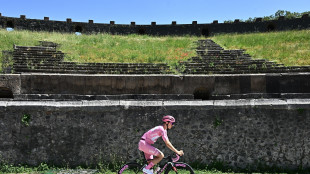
[239,76,251,93]
[0,75,21,94]
[251,75,266,93]
[214,76,240,95]
[266,75,280,93]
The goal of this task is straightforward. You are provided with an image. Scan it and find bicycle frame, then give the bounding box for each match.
[151,154,180,174]
[118,153,194,174]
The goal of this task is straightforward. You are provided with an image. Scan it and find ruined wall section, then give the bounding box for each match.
[0,13,309,36]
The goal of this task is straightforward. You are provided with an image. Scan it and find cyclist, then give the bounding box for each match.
[138,115,184,174]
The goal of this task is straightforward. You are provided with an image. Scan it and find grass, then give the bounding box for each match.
[209,30,310,66]
[0,29,201,72]
[2,161,308,174]
[1,29,310,73]
[1,161,309,174]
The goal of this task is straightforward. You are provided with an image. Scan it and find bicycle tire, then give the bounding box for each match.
[164,162,195,174]
[118,162,144,174]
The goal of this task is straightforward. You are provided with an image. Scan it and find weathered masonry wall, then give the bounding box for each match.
[0,99,309,170]
[1,73,310,96]
[0,14,309,36]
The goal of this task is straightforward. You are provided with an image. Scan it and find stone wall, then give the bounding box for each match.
[0,14,309,36]
[0,99,309,170]
[1,73,309,96]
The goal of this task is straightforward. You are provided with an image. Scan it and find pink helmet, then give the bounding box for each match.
[162,115,175,123]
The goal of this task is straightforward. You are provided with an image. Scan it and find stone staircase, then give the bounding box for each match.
[5,40,310,75]
[179,39,310,74]
[10,42,172,74]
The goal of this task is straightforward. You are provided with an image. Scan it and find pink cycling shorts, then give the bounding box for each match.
[138,140,161,160]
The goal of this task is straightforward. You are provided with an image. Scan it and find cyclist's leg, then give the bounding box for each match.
[139,140,164,169]
[143,152,153,162]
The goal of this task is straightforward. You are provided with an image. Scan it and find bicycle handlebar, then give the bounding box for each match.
[172,154,180,162]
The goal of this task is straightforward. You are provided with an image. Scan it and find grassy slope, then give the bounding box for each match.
[1,29,309,73]
[209,29,310,66]
[0,29,201,72]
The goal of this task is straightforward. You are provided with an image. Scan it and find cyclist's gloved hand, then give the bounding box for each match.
[177,150,184,156]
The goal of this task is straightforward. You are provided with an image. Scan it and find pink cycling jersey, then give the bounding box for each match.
[139,125,169,160]
[141,125,169,144]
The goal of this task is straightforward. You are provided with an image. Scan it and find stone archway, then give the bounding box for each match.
[0,87,14,98]
[267,23,276,32]
[75,25,83,33]
[137,28,146,35]
[193,87,211,100]
[201,27,210,37]
[6,20,14,28]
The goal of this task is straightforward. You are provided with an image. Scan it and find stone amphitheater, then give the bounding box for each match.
[0,33,310,171]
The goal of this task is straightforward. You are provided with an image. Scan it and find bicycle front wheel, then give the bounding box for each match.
[118,162,144,174]
[165,162,195,174]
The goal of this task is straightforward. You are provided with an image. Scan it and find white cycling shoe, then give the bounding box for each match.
[143,167,153,174]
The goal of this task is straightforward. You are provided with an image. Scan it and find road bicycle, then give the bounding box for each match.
[118,153,194,174]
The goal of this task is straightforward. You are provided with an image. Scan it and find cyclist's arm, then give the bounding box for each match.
[164,139,184,156]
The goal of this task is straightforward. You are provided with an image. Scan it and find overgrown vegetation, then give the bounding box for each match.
[224,10,310,23]
[209,29,310,66]
[0,29,201,72]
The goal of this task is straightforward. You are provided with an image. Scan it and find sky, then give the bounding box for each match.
[0,0,309,25]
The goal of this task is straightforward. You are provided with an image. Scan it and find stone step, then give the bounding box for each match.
[183,65,310,71]
[13,57,64,62]
[13,49,63,53]
[13,68,170,74]
[198,49,245,53]
[13,65,170,72]
[13,53,64,57]
[14,45,56,51]
[197,55,250,59]
[211,93,310,100]
[184,59,277,63]
[13,60,167,66]
[183,60,280,65]
[38,41,60,48]
[182,68,310,74]
[13,94,195,101]
[183,61,280,67]
[13,62,170,69]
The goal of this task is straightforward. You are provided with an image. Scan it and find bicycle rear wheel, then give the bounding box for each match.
[118,162,144,174]
[165,162,195,174]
